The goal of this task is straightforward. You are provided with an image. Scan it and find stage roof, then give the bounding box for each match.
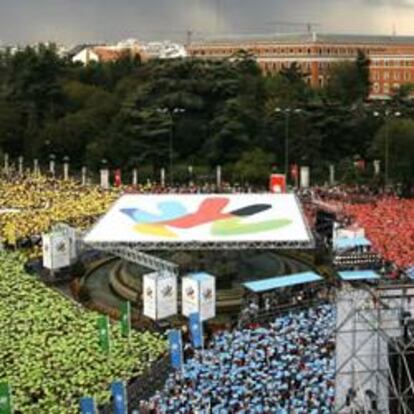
[243,271,322,293]
[84,193,314,250]
[338,270,380,281]
[334,236,371,251]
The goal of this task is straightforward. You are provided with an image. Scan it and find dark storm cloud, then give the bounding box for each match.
[0,0,413,45]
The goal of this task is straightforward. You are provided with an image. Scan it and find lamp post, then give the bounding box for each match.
[274,107,302,178]
[156,107,186,184]
[373,110,401,187]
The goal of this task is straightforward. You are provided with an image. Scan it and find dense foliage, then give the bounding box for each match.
[0,45,413,187]
[0,251,166,413]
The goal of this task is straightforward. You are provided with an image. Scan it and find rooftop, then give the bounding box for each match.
[190,32,414,46]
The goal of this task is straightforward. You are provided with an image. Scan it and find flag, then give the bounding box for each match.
[168,329,183,370]
[97,315,110,353]
[120,301,131,338]
[189,312,203,349]
[0,383,12,414]
[111,381,127,414]
[80,397,96,414]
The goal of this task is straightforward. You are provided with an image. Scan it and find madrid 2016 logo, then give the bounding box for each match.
[120,197,291,238]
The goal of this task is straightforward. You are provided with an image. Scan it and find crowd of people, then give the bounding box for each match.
[344,197,414,270]
[139,304,336,413]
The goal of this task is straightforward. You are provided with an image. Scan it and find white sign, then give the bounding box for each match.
[143,273,157,320]
[84,194,312,244]
[300,166,310,189]
[143,272,177,320]
[42,232,71,270]
[182,273,216,321]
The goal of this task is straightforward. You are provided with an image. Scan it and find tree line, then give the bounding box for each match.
[0,45,413,188]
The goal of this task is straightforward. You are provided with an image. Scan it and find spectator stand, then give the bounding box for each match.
[239,271,331,327]
[333,236,382,270]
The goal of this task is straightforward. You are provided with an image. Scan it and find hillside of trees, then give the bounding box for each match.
[0,45,413,186]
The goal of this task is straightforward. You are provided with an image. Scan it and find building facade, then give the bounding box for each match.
[187,33,414,99]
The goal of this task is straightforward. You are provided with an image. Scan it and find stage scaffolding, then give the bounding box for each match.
[335,284,414,414]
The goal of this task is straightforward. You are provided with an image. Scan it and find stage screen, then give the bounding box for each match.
[84,193,312,245]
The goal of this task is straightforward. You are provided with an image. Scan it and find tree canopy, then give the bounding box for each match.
[0,45,412,188]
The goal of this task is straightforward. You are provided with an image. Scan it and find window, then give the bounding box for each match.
[383,71,390,81]
[371,71,379,81]
[373,82,380,93]
[383,83,390,94]
[393,72,400,81]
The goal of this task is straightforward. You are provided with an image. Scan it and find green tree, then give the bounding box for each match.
[372,119,414,193]
[325,50,371,104]
[233,148,274,184]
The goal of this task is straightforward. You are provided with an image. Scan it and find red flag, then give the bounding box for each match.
[290,164,299,179]
[114,169,122,187]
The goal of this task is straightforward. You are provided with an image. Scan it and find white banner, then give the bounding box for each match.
[182,277,200,318]
[300,166,310,189]
[182,273,216,321]
[84,194,312,244]
[143,272,177,320]
[157,273,177,320]
[199,275,216,321]
[42,232,71,270]
[143,273,157,320]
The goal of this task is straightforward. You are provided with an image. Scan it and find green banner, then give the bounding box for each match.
[97,315,110,353]
[120,301,131,338]
[0,383,12,414]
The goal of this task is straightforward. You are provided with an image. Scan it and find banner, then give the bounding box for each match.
[143,272,177,320]
[269,174,286,193]
[157,273,177,320]
[189,312,203,349]
[120,301,131,338]
[100,169,109,189]
[182,276,200,318]
[42,232,71,270]
[80,397,96,414]
[168,330,183,370]
[300,166,310,189]
[182,273,216,321]
[97,315,110,353]
[0,383,12,414]
[143,273,157,320]
[199,274,216,321]
[111,381,127,414]
[114,169,122,187]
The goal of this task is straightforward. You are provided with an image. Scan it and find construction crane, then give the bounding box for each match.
[266,21,321,34]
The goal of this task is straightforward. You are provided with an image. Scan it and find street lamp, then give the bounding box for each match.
[274,107,302,177]
[373,110,401,187]
[156,107,186,184]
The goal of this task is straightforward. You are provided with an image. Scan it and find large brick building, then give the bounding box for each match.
[187,33,414,99]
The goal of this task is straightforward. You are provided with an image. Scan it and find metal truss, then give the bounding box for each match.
[87,242,178,274]
[335,283,414,414]
[87,240,314,251]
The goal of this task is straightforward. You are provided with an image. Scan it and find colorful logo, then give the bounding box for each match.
[185,286,195,300]
[202,288,213,300]
[120,197,291,238]
[161,285,173,297]
[145,287,153,298]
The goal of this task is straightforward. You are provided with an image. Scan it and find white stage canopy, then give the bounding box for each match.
[84,193,314,250]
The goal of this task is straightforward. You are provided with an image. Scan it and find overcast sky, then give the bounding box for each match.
[2,0,414,45]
